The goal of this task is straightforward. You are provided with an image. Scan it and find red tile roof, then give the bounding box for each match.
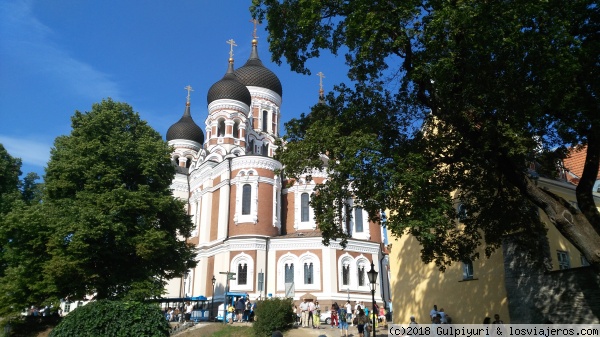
[563,145,600,185]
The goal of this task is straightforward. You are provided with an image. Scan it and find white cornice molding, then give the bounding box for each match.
[207,99,250,117]
[248,87,282,107]
[231,156,282,171]
[168,139,201,152]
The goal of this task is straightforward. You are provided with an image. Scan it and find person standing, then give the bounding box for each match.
[331,303,339,328]
[313,301,321,329]
[345,301,353,326]
[299,298,309,327]
[307,300,316,328]
[235,297,245,323]
[430,305,438,322]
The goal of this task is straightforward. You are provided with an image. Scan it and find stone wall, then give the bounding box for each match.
[502,235,600,323]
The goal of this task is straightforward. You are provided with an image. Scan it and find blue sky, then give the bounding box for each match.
[0,0,348,179]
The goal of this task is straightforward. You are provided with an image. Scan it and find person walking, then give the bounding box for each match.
[307,300,316,328]
[338,304,349,337]
[356,308,370,337]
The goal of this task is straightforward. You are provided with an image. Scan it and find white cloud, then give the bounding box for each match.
[0,0,120,100]
[0,135,50,168]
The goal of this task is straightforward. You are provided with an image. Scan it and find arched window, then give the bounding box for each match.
[354,207,363,232]
[262,110,268,132]
[217,118,225,137]
[242,184,251,215]
[238,263,248,285]
[233,120,240,138]
[248,140,254,154]
[301,193,309,222]
[357,264,365,286]
[285,263,294,283]
[304,262,314,284]
[262,143,268,155]
[342,264,350,286]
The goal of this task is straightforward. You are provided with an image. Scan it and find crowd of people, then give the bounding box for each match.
[293,298,389,337]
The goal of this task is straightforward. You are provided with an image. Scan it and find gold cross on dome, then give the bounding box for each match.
[184,85,193,103]
[226,39,237,59]
[250,18,260,39]
[317,71,325,95]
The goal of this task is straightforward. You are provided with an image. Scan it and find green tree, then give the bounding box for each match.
[252,0,600,269]
[0,144,22,214]
[40,98,196,300]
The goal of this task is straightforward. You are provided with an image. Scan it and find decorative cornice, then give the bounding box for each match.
[168,139,201,152]
[247,86,282,107]
[231,156,282,171]
[207,99,250,117]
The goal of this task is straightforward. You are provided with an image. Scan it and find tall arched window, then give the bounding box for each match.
[242,184,251,215]
[357,264,365,286]
[233,120,240,138]
[217,118,225,137]
[262,110,268,132]
[355,207,364,232]
[301,193,309,222]
[304,262,314,284]
[342,264,350,286]
[285,263,294,283]
[238,263,248,285]
[262,143,268,155]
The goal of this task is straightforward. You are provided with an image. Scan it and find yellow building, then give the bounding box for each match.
[388,176,600,324]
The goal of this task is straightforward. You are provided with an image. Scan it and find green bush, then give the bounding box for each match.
[252,297,294,337]
[49,300,170,337]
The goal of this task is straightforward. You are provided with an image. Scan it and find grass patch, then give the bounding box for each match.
[209,325,253,337]
[174,323,253,337]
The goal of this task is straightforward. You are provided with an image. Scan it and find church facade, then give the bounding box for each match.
[163,37,389,313]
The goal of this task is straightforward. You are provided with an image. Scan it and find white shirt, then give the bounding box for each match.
[300,301,308,311]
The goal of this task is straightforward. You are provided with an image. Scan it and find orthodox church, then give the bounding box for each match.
[163,32,389,314]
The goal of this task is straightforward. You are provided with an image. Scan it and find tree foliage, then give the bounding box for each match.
[49,300,170,337]
[0,99,196,314]
[252,0,600,269]
[252,297,294,337]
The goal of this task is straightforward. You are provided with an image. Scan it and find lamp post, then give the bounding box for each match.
[211,275,216,321]
[367,261,378,337]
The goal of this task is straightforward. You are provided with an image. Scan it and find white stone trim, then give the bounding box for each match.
[298,251,321,291]
[290,179,317,230]
[234,171,259,224]
[231,156,281,171]
[207,99,250,116]
[229,252,254,292]
[247,86,282,107]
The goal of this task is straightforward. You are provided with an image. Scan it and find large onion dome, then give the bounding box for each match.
[207,59,252,107]
[166,102,204,143]
[234,39,283,97]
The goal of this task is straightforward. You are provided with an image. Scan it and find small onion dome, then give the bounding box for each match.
[207,58,252,107]
[234,39,283,97]
[166,102,205,143]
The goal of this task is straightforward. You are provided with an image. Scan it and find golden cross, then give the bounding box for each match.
[250,19,260,39]
[226,39,237,59]
[184,85,193,103]
[317,71,325,95]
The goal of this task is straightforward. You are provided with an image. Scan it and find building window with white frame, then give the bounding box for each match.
[357,264,365,286]
[304,262,314,284]
[242,184,251,215]
[462,260,474,280]
[285,263,294,283]
[457,203,468,221]
[342,264,349,286]
[301,193,310,222]
[238,263,248,285]
[262,110,268,132]
[355,207,364,232]
[218,118,225,137]
[557,250,570,270]
[233,120,240,138]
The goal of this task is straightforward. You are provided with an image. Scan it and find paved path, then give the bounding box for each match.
[284,325,389,337]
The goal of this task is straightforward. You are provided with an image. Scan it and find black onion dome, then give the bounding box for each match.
[207,59,252,107]
[166,103,205,143]
[234,40,283,97]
